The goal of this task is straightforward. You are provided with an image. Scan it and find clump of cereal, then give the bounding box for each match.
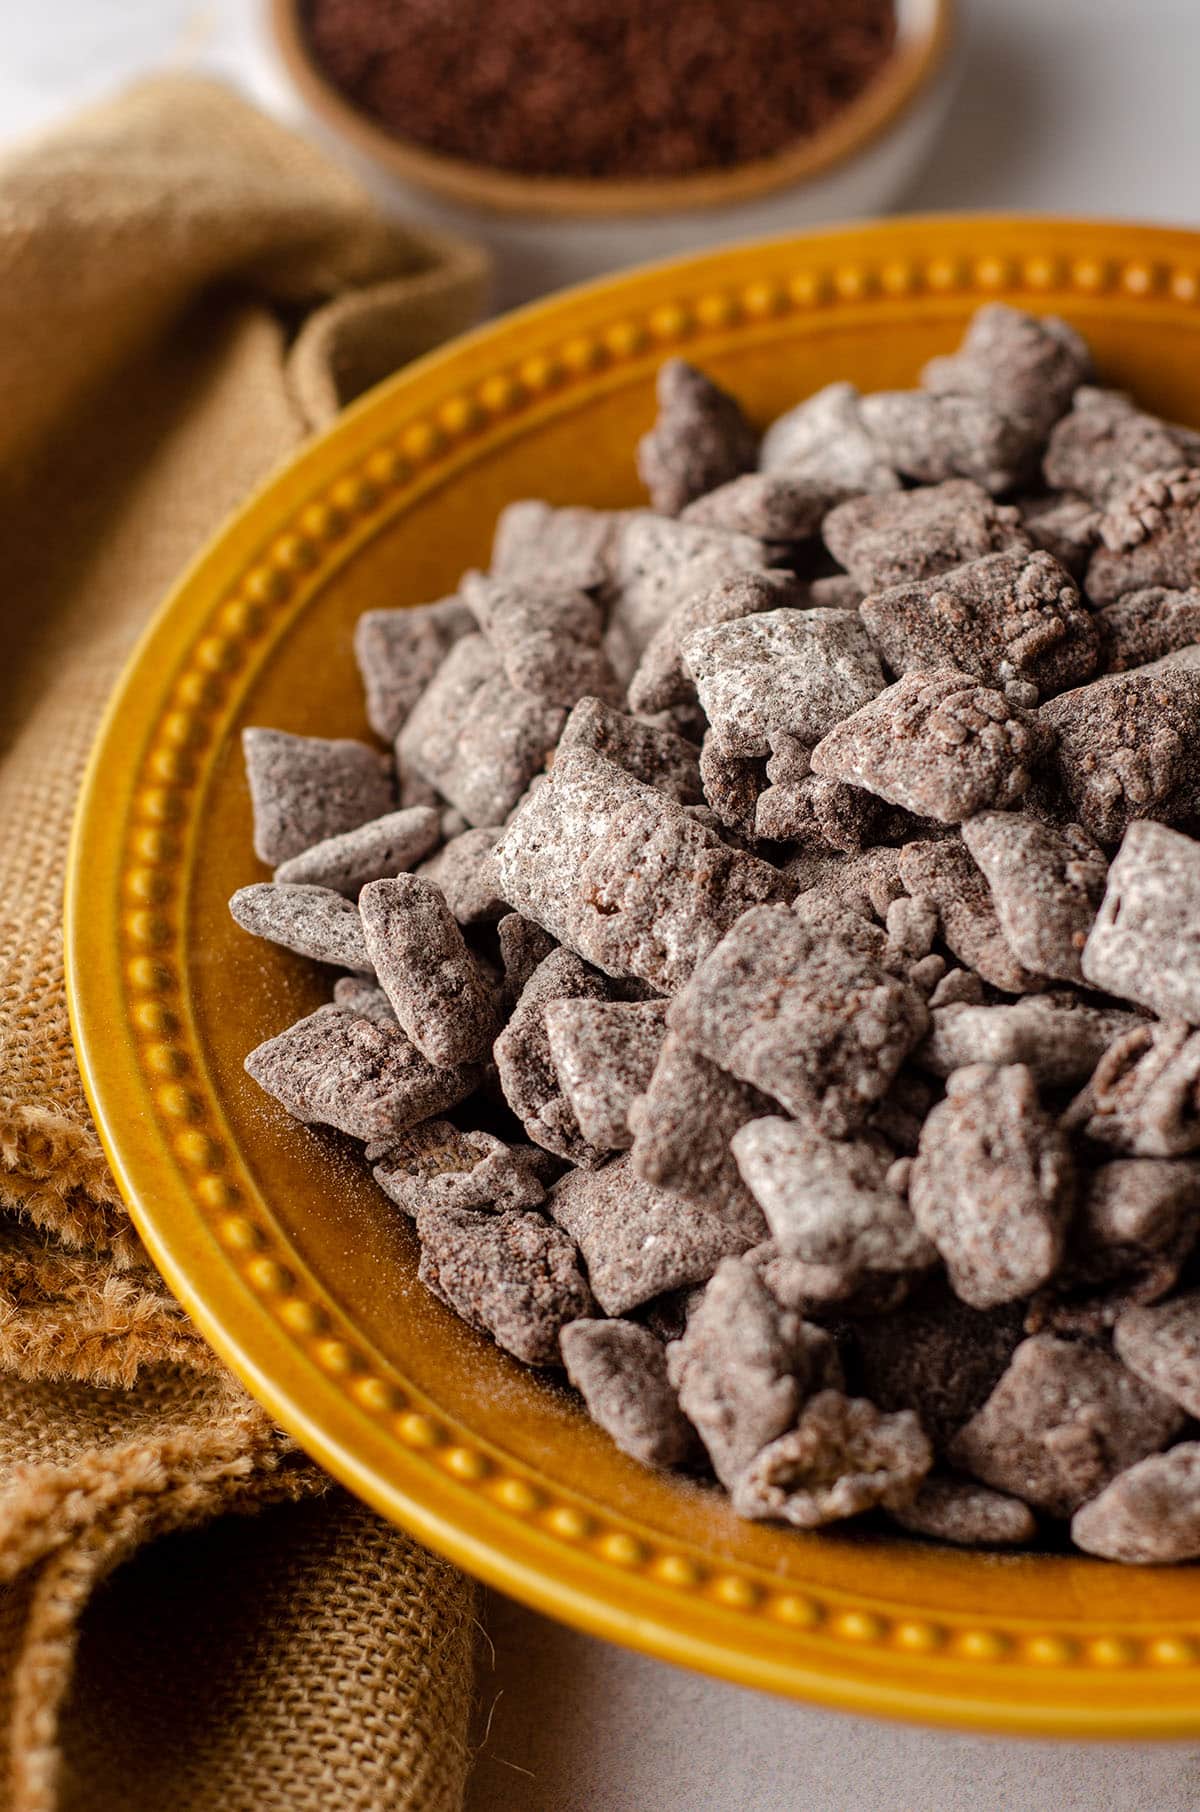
[360,875,498,1067]
[230,882,375,973]
[1082,820,1200,1020]
[242,727,395,865]
[1039,666,1200,847]
[637,359,757,516]
[545,998,667,1152]
[682,606,885,756]
[1089,467,1200,602]
[1097,586,1200,671]
[732,1390,931,1528]
[273,804,441,894]
[899,838,1047,994]
[859,549,1099,696]
[758,381,900,496]
[917,994,1141,1090]
[628,1033,773,1228]
[627,570,804,716]
[666,900,929,1136]
[354,597,475,741]
[416,1203,592,1366]
[950,1334,1184,1517]
[961,812,1108,984]
[560,1319,694,1468]
[666,1256,840,1487]
[823,478,1031,592]
[909,1064,1075,1309]
[555,696,702,803]
[889,1474,1036,1547]
[811,670,1051,823]
[1065,1021,1200,1157]
[921,305,1092,436]
[1072,1444,1200,1563]
[1044,387,1200,509]
[373,1120,547,1217]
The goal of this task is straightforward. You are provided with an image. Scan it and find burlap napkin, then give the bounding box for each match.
[0,77,490,1812]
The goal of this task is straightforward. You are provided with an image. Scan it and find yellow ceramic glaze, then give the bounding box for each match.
[66,219,1200,1735]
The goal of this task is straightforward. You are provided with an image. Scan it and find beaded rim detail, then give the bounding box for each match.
[68,223,1200,1732]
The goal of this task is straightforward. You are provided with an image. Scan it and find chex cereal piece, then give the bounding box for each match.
[1081,1157,1200,1252]
[610,515,770,658]
[1018,492,1101,577]
[626,569,804,716]
[559,1319,694,1468]
[683,607,885,758]
[273,805,441,894]
[1097,586,1200,671]
[636,358,758,515]
[556,697,701,803]
[666,899,929,1136]
[858,391,1038,494]
[229,882,374,973]
[353,597,476,741]
[788,845,906,922]
[731,1118,935,1274]
[749,1245,912,1319]
[918,995,1141,1090]
[490,499,628,593]
[756,773,882,851]
[628,1032,772,1229]
[397,633,564,825]
[732,1390,931,1528]
[910,1064,1075,1309]
[928,967,985,1008]
[961,811,1107,983]
[245,1004,476,1142]
[859,549,1099,697]
[493,948,614,1167]
[852,1280,1026,1455]
[824,479,1030,593]
[681,471,830,541]
[491,754,786,995]
[1072,1444,1200,1563]
[889,1473,1036,1547]
[898,838,1046,993]
[332,976,398,1025]
[1066,1021,1200,1157]
[416,826,506,924]
[1043,386,1200,509]
[372,1119,546,1216]
[1038,667,1200,847]
[1092,467,1200,597]
[1114,1292,1200,1417]
[461,571,619,707]
[496,913,557,1009]
[544,999,667,1151]
[921,304,1091,436]
[1082,821,1200,1020]
[811,670,1050,824]
[698,732,763,838]
[416,1203,592,1365]
[758,381,901,495]
[359,875,497,1067]
[242,727,395,866]
[549,1156,758,1315]
[949,1333,1185,1517]
[665,1255,840,1487]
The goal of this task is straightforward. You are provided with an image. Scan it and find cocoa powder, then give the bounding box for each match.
[303,0,897,180]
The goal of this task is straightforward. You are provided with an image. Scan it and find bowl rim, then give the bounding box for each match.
[269,0,956,219]
[66,215,1200,1736]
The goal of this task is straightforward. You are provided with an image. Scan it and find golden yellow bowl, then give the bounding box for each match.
[67,218,1200,1736]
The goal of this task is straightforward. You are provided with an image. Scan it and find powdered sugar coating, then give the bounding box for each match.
[962,811,1107,983]
[666,1256,841,1487]
[229,882,374,973]
[683,606,885,757]
[549,1156,758,1316]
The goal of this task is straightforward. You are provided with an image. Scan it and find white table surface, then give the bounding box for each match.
[11,4,1200,1807]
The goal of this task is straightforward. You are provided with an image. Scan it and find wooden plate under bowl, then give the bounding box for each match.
[67,218,1200,1736]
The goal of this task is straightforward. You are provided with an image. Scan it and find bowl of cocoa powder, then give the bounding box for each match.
[270,0,958,301]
